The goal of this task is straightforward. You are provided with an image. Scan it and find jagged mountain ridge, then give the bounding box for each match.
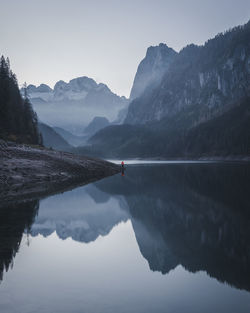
[25,76,127,105]
[22,76,128,134]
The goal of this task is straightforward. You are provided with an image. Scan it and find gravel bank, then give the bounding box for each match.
[0,140,120,202]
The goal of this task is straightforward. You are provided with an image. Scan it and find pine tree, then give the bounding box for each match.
[0,56,40,144]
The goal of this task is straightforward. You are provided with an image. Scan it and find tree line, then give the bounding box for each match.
[0,56,41,144]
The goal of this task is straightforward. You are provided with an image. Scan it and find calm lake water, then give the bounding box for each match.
[0,162,250,313]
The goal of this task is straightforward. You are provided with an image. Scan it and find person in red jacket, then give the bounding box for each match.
[121,161,125,176]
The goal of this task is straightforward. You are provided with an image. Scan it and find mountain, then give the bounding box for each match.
[79,20,250,159]
[83,96,250,158]
[84,116,110,136]
[113,105,129,124]
[38,122,72,151]
[126,21,250,125]
[25,77,126,106]
[54,117,111,147]
[26,83,53,101]
[130,43,177,100]
[52,117,110,148]
[53,126,87,147]
[22,76,128,134]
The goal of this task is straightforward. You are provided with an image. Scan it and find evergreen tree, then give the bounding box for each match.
[0,56,41,144]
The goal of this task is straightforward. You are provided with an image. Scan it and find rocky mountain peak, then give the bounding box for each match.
[129,43,177,100]
[54,80,68,92]
[36,84,52,93]
[25,83,52,94]
[146,43,175,58]
[84,116,110,136]
[68,76,97,92]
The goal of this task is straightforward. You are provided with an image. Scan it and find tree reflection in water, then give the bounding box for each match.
[0,200,39,282]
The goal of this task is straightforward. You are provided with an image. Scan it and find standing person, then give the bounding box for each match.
[121,161,125,176]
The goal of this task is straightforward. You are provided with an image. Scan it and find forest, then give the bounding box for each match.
[0,56,40,144]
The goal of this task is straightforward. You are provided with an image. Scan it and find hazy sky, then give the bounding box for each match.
[0,0,249,97]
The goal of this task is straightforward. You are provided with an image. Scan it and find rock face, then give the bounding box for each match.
[125,21,250,125]
[129,43,177,100]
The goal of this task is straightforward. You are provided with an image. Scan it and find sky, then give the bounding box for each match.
[0,0,250,98]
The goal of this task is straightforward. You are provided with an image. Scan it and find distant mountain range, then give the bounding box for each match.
[52,126,87,147]
[22,76,128,134]
[38,115,112,150]
[38,116,111,151]
[81,20,250,159]
[25,77,127,106]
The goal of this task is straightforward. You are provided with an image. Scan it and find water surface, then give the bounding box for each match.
[0,162,250,313]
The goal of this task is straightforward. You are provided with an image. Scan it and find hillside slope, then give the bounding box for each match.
[38,122,72,151]
[80,97,250,159]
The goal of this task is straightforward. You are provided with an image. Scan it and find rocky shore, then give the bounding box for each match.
[0,140,120,202]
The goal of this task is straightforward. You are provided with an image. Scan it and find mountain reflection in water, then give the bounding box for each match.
[0,163,250,312]
[95,164,250,291]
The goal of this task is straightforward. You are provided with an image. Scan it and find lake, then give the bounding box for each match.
[0,162,250,313]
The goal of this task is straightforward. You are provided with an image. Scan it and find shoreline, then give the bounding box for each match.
[0,140,120,203]
[107,155,250,163]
